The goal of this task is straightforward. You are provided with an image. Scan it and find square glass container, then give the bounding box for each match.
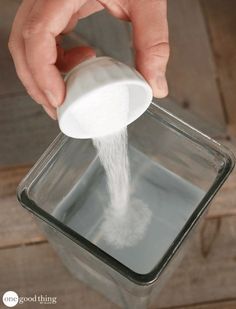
[17,103,234,309]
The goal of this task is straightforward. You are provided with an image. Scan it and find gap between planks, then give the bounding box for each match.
[156,298,236,309]
[0,239,48,251]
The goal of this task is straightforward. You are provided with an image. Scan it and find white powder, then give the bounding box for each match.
[100,197,152,249]
[93,129,130,215]
[93,128,152,249]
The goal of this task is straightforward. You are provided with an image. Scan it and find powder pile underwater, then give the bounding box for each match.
[92,86,151,249]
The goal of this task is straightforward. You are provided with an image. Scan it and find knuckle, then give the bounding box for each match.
[136,41,170,61]
[22,16,44,39]
[133,0,165,7]
[148,42,170,59]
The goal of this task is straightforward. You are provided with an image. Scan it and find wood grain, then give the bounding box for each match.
[0,93,59,166]
[0,165,45,249]
[1,2,236,308]
[0,0,23,97]
[0,195,46,249]
[162,300,236,309]
[206,140,236,219]
[206,170,236,218]
[200,0,236,130]
[0,165,31,198]
[166,0,226,130]
[156,97,227,139]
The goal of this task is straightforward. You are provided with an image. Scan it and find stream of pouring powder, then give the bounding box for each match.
[93,129,152,249]
[93,129,130,215]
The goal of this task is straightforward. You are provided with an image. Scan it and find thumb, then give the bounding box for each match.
[130,0,169,98]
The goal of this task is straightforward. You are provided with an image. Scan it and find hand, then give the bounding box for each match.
[9,0,169,119]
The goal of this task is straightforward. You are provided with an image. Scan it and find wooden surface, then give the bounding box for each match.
[1,0,236,308]
[200,0,236,130]
[166,0,226,130]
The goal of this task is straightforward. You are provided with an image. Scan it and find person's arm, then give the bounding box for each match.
[9,0,169,119]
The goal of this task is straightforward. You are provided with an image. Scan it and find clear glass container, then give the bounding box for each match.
[17,103,234,309]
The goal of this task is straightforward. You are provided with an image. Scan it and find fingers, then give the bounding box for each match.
[8,0,51,107]
[130,0,170,98]
[77,0,104,19]
[59,1,104,34]
[11,0,89,109]
[97,0,129,20]
[9,0,101,120]
[98,0,169,97]
[56,46,96,73]
[21,0,84,107]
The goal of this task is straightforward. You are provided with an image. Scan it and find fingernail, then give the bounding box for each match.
[152,76,168,98]
[44,90,60,108]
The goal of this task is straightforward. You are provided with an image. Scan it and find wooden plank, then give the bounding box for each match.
[206,169,236,218]
[156,97,227,139]
[162,300,236,309]
[0,165,45,249]
[0,93,59,166]
[200,0,236,130]
[166,0,226,131]
[0,195,46,249]
[0,165,32,198]
[0,0,24,97]
[184,301,236,309]
[206,140,236,219]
